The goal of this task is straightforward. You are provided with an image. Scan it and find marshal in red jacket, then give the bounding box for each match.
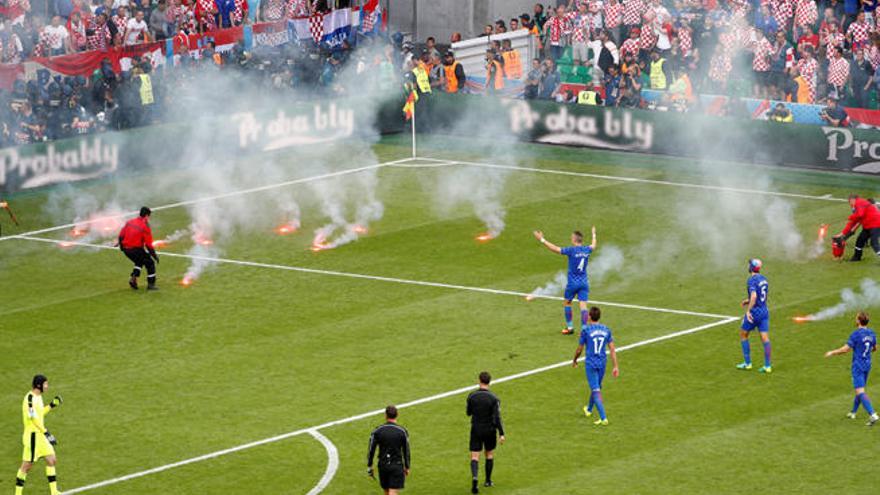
[118,217,155,250]
[842,198,880,236]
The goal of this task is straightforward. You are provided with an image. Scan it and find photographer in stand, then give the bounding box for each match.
[820,96,850,127]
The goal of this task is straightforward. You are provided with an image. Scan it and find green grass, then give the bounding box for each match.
[2,133,880,494]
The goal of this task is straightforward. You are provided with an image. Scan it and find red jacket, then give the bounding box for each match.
[118,217,154,250]
[842,198,880,235]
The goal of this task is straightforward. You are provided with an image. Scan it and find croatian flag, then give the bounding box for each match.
[360,0,384,34]
[289,8,353,49]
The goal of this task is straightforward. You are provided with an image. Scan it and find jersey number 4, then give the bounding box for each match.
[577,258,586,272]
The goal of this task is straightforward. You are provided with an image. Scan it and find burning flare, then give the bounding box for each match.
[352,224,368,235]
[792,316,813,323]
[180,276,194,287]
[476,232,495,242]
[58,241,74,249]
[817,224,829,242]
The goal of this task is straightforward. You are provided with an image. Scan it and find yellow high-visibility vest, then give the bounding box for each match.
[649,58,667,90]
[413,65,432,93]
[138,74,154,105]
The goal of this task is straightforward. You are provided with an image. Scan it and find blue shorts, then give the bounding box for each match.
[853,368,871,389]
[741,311,769,333]
[585,365,606,391]
[564,283,589,302]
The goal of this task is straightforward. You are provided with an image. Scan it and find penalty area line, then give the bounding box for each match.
[59,316,735,495]
[16,235,736,320]
[0,158,415,243]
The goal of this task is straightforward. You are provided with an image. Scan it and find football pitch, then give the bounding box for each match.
[2,133,880,494]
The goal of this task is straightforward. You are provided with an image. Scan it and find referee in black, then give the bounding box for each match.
[467,371,505,494]
[367,405,410,495]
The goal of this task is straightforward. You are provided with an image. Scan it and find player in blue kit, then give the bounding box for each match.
[572,306,619,426]
[737,259,772,373]
[825,311,879,426]
[534,227,597,335]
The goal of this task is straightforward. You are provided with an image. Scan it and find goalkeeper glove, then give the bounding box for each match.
[44,431,57,446]
[49,396,63,408]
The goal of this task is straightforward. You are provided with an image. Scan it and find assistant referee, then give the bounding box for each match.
[467,371,505,494]
[117,207,159,290]
[367,405,411,495]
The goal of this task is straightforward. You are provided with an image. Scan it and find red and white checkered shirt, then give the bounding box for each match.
[196,0,217,29]
[86,19,111,51]
[231,0,247,25]
[571,14,590,43]
[620,37,640,58]
[796,56,817,101]
[771,0,793,32]
[546,12,576,45]
[794,0,817,27]
[678,26,692,57]
[827,56,850,88]
[639,20,658,50]
[112,14,128,34]
[846,21,872,49]
[752,37,773,71]
[286,0,310,18]
[730,0,751,17]
[265,0,284,20]
[604,1,622,28]
[622,0,644,26]
[868,44,880,71]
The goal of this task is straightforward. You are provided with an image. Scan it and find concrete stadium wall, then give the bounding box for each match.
[385,0,546,44]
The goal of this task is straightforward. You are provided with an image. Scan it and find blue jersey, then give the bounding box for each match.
[746,274,769,315]
[847,327,877,373]
[579,323,613,369]
[561,245,593,286]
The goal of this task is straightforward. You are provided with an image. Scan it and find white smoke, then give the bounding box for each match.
[800,279,880,321]
[434,165,509,238]
[527,244,626,300]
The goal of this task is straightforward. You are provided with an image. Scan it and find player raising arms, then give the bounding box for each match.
[533,227,597,335]
[572,306,619,426]
[737,259,772,373]
[15,375,63,495]
[825,312,879,426]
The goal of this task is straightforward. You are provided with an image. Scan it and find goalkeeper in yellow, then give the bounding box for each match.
[15,375,63,495]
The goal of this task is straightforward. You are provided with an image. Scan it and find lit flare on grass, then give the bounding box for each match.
[58,241,74,249]
[352,224,368,235]
[193,233,214,246]
[275,221,300,235]
[792,316,813,323]
[69,227,87,238]
[818,224,829,242]
[180,276,194,287]
[152,240,170,249]
[476,233,495,242]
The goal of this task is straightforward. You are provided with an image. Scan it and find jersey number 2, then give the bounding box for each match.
[865,342,872,358]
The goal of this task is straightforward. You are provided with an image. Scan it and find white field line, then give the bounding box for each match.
[0,159,412,243]
[60,316,736,494]
[415,157,848,203]
[16,235,736,320]
[305,430,339,495]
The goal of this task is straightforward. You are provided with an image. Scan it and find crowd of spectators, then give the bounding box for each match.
[470,0,880,124]
[6,0,880,148]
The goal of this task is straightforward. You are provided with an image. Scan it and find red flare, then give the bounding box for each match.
[58,241,74,249]
[792,316,812,323]
[69,227,87,238]
[194,235,213,246]
[275,223,299,235]
[818,224,829,241]
[0,201,6,208]
[153,240,169,249]
[525,294,536,302]
[476,233,494,242]
[352,224,368,235]
[180,276,194,287]
[310,243,332,252]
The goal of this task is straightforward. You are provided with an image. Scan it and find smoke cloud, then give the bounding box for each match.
[799,279,880,322]
[527,244,625,300]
